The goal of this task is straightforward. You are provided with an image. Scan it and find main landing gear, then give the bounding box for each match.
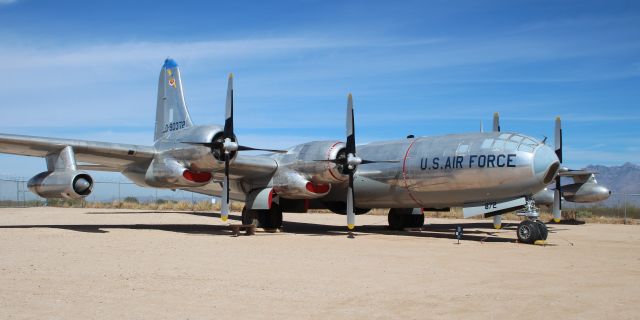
[515,198,548,244]
[242,204,283,229]
[388,208,424,230]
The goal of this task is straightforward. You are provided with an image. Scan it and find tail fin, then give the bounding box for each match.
[154,58,194,141]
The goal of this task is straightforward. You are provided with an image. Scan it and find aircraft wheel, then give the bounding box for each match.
[257,203,283,229]
[241,206,258,226]
[517,220,540,244]
[408,213,424,228]
[388,209,406,230]
[535,220,548,240]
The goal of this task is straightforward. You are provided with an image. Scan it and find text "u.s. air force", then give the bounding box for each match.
[420,154,517,170]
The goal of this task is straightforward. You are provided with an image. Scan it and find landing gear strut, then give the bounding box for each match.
[388,208,424,230]
[242,204,283,229]
[515,198,548,244]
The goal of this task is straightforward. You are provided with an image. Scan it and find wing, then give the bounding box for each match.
[558,168,596,184]
[0,133,156,172]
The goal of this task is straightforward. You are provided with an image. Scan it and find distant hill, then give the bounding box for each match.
[582,162,640,207]
[584,163,640,194]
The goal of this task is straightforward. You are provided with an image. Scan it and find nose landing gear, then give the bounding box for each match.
[515,198,548,244]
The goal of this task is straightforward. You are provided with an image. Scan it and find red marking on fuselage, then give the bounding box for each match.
[401,139,425,208]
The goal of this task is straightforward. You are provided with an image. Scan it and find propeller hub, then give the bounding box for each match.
[223,138,238,153]
[346,153,362,169]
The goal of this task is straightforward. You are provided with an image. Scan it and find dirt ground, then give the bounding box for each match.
[0,207,638,319]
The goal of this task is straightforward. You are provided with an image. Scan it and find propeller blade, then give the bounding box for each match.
[345,93,356,230]
[553,178,562,222]
[183,141,223,148]
[224,73,234,138]
[314,159,398,164]
[237,145,287,153]
[493,215,502,229]
[346,93,356,156]
[555,116,562,163]
[347,174,355,230]
[360,159,400,164]
[493,112,500,132]
[220,156,230,222]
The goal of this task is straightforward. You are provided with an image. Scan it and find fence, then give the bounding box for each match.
[0,177,638,223]
[0,177,213,208]
[559,193,639,224]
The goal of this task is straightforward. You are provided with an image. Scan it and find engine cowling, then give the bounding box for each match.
[144,157,212,188]
[272,171,331,199]
[284,141,347,184]
[562,182,611,203]
[28,171,94,199]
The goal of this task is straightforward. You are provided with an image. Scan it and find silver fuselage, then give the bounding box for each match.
[142,126,560,209]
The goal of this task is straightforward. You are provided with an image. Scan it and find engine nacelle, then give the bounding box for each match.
[532,188,554,206]
[28,171,94,199]
[562,182,611,203]
[272,171,331,199]
[144,157,212,188]
[284,141,347,184]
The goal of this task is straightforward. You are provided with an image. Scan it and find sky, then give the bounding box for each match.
[0,0,639,188]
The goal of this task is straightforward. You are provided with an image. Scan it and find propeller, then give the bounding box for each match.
[493,112,501,132]
[552,116,563,223]
[327,94,399,230]
[187,74,286,222]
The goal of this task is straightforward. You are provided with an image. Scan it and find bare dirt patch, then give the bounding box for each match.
[0,207,638,319]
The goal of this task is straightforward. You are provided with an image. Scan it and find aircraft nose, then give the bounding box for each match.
[533,144,560,184]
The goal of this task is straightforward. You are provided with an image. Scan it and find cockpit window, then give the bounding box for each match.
[504,140,518,151]
[522,137,537,146]
[481,139,493,149]
[509,135,524,143]
[518,144,535,152]
[499,133,511,140]
[492,139,505,151]
[456,144,470,154]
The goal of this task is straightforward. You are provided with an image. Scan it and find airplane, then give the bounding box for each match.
[488,113,611,227]
[0,58,604,244]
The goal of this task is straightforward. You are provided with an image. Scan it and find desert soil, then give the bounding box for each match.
[0,207,638,319]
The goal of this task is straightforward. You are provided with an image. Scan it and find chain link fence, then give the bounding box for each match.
[0,177,638,223]
[559,193,639,224]
[0,177,213,208]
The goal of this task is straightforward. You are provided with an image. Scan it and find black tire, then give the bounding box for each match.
[388,208,423,230]
[517,220,541,244]
[535,220,548,240]
[388,210,406,230]
[257,204,283,229]
[241,206,257,226]
[409,213,425,228]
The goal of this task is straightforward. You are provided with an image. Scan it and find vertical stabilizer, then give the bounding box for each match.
[154,58,194,141]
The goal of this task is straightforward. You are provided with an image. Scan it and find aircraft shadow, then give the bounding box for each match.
[0,210,560,243]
